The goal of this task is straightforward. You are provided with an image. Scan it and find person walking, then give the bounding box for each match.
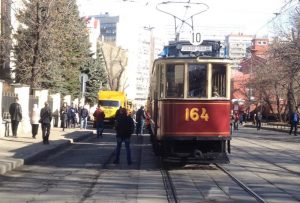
[80,104,89,130]
[255,112,262,130]
[40,102,52,144]
[30,104,39,139]
[135,106,146,136]
[93,105,105,138]
[233,113,239,131]
[289,111,299,136]
[113,108,134,165]
[9,97,22,138]
[60,102,68,131]
[67,104,77,128]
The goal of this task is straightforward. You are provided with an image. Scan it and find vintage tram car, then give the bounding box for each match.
[148,40,232,164]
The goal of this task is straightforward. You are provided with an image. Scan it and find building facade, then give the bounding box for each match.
[92,13,119,44]
[225,33,254,68]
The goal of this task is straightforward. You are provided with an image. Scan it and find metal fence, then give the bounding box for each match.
[2,92,18,119]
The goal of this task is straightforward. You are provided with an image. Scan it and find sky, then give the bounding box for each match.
[77,0,297,41]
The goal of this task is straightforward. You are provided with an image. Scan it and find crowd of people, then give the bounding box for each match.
[230,110,299,135]
[8,97,299,165]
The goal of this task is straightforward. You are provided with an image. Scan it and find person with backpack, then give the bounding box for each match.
[93,105,105,138]
[289,111,299,136]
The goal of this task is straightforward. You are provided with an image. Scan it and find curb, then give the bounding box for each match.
[0,131,93,175]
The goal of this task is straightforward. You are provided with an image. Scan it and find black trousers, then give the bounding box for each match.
[41,123,51,143]
[11,120,20,137]
[290,123,298,135]
[31,124,39,137]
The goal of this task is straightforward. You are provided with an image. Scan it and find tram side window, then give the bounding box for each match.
[166,64,184,98]
[212,64,226,97]
[188,64,207,98]
[159,65,165,98]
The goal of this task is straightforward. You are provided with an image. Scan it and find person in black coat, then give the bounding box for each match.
[40,102,52,144]
[113,108,134,165]
[9,97,22,137]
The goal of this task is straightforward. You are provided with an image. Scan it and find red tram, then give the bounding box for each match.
[148,40,232,164]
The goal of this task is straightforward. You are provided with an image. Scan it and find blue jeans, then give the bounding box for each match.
[81,117,87,129]
[115,137,132,164]
[136,120,144,135]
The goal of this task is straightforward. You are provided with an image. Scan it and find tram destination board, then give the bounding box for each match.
[181,45,212,52]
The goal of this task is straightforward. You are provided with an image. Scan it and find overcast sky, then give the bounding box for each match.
[77,0,297,40]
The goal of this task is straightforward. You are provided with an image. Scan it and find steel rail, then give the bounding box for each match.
[160,163,179,203]
[215,164,267,203]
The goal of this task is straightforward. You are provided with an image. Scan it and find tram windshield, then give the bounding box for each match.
[188,64,207,98]
[166,64,184,98]
[212,65,226,97]
[156,61,228,99]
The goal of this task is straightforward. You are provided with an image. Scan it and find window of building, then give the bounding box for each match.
[188,64,207,98]
[166,64,184,98]
[212,64,227,97]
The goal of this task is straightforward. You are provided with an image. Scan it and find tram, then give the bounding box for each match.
[148,40,232,164]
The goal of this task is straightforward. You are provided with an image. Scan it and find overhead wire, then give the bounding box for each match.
[255,0,299,34]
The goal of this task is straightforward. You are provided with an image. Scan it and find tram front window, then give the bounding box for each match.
[166,64,184,98]
[212,65,226,97]
[188,64,207,98]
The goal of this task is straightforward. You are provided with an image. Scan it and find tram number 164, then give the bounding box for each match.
[185,108,209,122]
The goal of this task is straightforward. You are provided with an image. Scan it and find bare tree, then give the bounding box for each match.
[100,42,128,91]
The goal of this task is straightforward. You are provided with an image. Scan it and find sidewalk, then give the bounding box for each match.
[0,127,93,175]
[244,122,297,135]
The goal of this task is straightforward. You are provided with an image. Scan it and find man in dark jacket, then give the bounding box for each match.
[289,111,299,136]
[40,102,52,144]
[9,98,22,137]
[113,108,134,165]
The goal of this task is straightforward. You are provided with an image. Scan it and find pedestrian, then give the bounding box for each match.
[60,102,68,131]
[80,104,89,130]
[233,113,239,131]
[9,97,22,138]
[253,114,256,126]
[255,112,262,130]
[239,112,244,125]
[30,104,39,139]
[135,106,146,136]
[40,102,52,144]
[289,111,299,136]
[67,103,77,128]
[230,114,235,134]
[113,108,134,165]
[145,111,152,134]
[93,105,105,138]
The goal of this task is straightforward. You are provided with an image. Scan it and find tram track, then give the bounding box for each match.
[215,164,267,203]
[160,162,267,203]
[232,137,300,177]
[227,137,300,202]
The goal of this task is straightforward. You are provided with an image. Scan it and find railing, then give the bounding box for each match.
[2,92,18,119]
